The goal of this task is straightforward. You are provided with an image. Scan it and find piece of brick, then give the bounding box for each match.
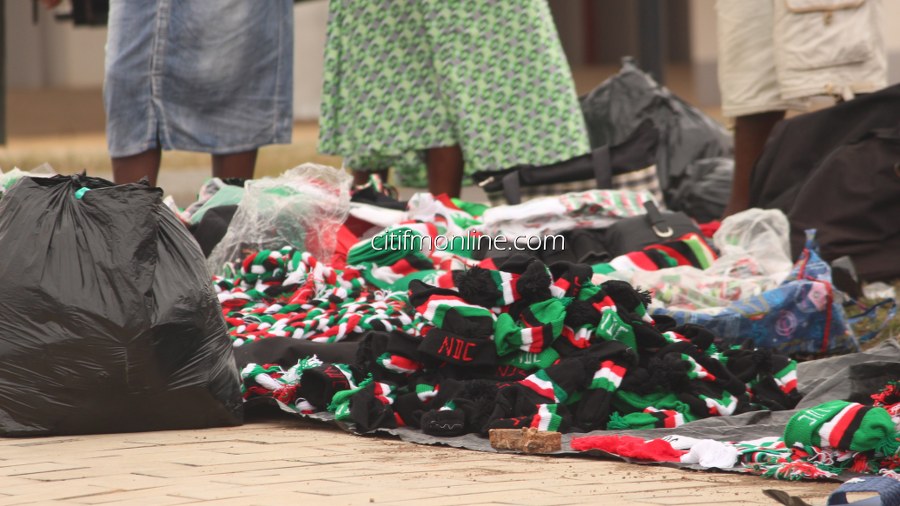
[489,428,561,453]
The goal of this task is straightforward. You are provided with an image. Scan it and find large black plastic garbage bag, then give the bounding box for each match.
[580,57,733,208]
[0,175,243,436]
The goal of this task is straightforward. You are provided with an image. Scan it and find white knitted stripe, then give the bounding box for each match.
[817,403,858,448]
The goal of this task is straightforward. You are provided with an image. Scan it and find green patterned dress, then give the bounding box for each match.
[318,0,590,187]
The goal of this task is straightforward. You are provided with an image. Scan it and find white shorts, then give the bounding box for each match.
[716,0,887,119]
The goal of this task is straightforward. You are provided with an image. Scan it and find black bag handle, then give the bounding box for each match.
[502,148,612,206]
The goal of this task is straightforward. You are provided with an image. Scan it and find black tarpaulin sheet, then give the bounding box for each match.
[272,339,900,473]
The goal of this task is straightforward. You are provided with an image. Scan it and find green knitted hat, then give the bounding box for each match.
[614,389,692,415]
[594,309,637,350]
[607,390,697,430]
[607,409,693,430]
[493,298,567,356]
[784,400,900,454]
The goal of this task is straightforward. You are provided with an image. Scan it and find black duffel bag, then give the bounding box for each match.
[472,120,661,206]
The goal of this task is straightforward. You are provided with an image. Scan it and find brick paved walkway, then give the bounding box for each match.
[0,417,837,506]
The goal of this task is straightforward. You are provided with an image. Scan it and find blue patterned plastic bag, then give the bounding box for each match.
[653,231,858,355]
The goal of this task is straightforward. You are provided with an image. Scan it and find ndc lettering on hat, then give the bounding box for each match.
[599,312,629,340]
[437,335,478,362]
[519,352,541,365]
[496,365,523,378]
[796,407,830,426]
[323,367,349,379]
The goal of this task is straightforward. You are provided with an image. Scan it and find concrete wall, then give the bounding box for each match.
[4,0,330,120]
[293,0,329,120]
[549,0,690,68]
[687,0,721,106]
[547,0,587,67]
[5,1,107,89]
[883,0,900,86]
[6,1,44,88]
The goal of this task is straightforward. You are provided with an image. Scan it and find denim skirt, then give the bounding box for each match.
[104,0,294,157]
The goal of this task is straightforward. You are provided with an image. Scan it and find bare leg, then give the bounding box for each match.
[722,111,785,218]
[212,149,258,180]
[352,169,390,187]
[426,144,464,199]
[112,148,162,186]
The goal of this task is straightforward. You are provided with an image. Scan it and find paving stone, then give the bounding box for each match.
[0,463,88,477]
[67,488,191,506]
[0,484,113,505]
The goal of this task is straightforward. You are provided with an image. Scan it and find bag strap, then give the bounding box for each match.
[642,201,674,238]
[501,170,523,206]
[591,146,613,189]
[846,297,897,344]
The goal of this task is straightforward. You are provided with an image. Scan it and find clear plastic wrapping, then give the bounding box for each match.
[208,164,351,274]
[597,208,794,312]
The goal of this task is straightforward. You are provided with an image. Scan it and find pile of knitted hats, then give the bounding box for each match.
[344,194,490,292]
[215,247,427,346]
[241,253,801,437]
